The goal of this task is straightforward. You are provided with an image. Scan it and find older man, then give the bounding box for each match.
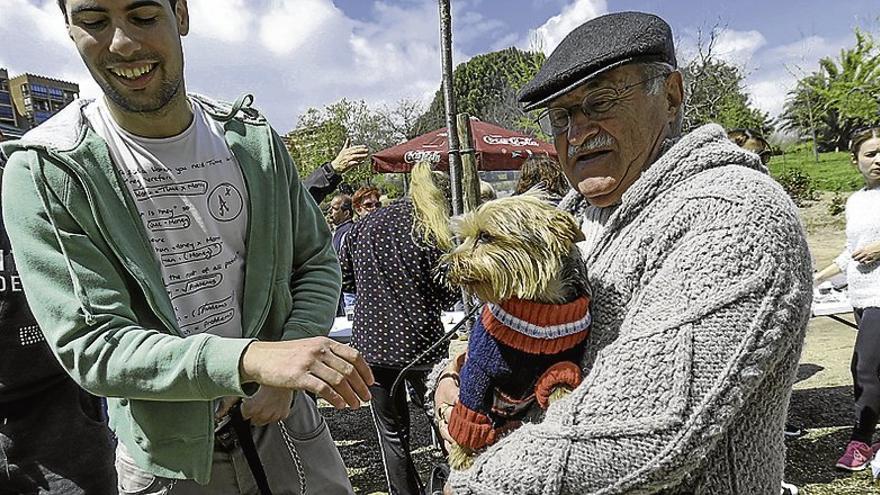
[432,11,812,494]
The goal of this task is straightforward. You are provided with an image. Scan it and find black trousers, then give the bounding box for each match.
[368,365,436,495]
[0,378,116,495]
[851,307,880,444]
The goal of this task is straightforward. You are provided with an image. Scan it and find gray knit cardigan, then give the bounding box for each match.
[447,124,813,494]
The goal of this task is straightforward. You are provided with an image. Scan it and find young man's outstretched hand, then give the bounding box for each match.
[240,337,374,410]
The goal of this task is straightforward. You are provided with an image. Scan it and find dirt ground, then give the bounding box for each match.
[324,192,877,494]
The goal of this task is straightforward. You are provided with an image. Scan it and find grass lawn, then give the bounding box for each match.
[768,150,865,192]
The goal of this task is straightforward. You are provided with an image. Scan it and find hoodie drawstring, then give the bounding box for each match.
[32,157,97,325]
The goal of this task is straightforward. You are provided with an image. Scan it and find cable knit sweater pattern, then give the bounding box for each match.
[448,124,813,494]
[833,187,880,309]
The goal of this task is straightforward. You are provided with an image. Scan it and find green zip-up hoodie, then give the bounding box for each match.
[0,94,341,484]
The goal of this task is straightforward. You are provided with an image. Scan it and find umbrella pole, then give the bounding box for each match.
[438,0,472,326]
[438,0,463,217]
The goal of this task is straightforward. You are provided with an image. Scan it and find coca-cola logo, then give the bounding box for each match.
[483,135,539,147]
[404,150,442,164]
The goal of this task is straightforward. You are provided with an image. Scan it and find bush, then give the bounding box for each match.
[776,169,817,206]
[828,192,846,216]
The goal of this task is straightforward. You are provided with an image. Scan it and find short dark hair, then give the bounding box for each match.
[57,0,179,20]
[332,194,353,216]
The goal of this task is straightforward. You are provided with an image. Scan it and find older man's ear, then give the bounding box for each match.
[664,71,684,122]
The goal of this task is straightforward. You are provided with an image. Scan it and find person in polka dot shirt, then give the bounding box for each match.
[340,163,458,495]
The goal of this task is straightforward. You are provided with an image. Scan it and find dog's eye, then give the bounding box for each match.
[477,232,495,244]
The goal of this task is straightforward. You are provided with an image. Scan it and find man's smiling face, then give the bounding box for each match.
[64,0,189,113]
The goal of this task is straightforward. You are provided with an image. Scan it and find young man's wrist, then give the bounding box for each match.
[239,341,264,384]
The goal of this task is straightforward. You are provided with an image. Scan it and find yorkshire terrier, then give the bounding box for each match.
[439,192,591,469]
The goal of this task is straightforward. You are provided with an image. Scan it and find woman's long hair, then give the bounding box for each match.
[409,161,453,251]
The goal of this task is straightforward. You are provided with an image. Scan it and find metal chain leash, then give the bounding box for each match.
[278,420,307,495]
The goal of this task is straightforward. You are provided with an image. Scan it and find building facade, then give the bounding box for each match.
[0,69,18,129]
[8,72,79,129]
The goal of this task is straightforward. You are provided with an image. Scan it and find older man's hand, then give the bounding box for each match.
[434,352,465,452]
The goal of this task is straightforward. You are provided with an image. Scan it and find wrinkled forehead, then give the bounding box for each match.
[547,64,641,107]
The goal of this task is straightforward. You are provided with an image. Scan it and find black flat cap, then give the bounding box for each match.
[519,11,676,111]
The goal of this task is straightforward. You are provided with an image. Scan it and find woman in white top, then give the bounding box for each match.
[815,125,880,471]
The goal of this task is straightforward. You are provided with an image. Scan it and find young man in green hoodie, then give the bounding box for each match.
[0,0,374,493]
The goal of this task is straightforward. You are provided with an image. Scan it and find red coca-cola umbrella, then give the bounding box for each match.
[372,120,557,173]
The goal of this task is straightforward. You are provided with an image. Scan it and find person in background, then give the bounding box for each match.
[1,157,116,495]
[513,154,571,204]
[303,139,370,203]
[329,194,356,316]
[341,163,458,495]
[728,128,772,165]
[353,186,382,218]
[815,125,880,471]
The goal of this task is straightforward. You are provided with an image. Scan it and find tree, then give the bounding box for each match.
[781,30,880,151]
[415,47,546,134]
[680,27,774,135]
[285,98,425,197]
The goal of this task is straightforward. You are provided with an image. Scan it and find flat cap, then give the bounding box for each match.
[519,11,676,111]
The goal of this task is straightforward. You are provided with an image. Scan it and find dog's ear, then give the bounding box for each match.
[573,225,586,243]
[551,209,585,245]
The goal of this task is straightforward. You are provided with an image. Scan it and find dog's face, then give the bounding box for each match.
[441,193,585,304]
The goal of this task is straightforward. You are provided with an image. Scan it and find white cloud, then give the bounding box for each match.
[187,0,255,43]
[743,32,855,119]
[675,25,855,120]
[712,29,766,67]
[676,27,766,68]
[258,0,348,56]
[527,0,607,54]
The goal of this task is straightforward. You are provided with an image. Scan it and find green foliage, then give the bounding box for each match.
[416,48,546,134]
[781,30,880,151]
[767,150,864,192]
[286,99,424,190]
[682,56,774,134]
[775,168,817,206]
[828,192,846,216]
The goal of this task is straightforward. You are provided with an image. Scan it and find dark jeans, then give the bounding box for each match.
[368,366,436,495]
[0,378,116,494]
[851,307,880,444]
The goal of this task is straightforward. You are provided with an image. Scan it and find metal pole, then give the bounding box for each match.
[438,0,471,328]
[439,0,463,216]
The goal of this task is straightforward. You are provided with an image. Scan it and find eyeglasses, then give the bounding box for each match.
[360,200,380,210]
[535,72,671,136]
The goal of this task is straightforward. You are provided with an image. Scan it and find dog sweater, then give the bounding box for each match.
[448,296,590,450]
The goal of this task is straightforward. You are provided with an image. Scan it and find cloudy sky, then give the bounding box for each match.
[2,0,878,133]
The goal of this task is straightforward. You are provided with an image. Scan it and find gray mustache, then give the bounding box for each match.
[568,134,614,159]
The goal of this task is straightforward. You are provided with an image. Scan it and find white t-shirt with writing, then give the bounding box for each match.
[86,99,248,338]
